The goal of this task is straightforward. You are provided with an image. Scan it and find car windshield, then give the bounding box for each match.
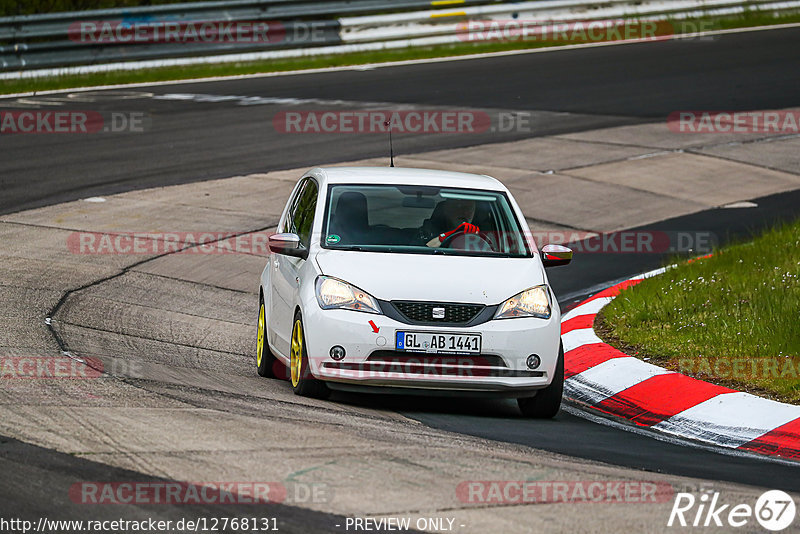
[321,184,532,257]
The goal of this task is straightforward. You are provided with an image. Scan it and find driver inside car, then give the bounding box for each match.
[418,198,481,248]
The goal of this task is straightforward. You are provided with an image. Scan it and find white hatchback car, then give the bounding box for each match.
[257,167,572,417]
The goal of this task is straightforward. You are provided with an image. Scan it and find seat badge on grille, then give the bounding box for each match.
[432,307,445,319]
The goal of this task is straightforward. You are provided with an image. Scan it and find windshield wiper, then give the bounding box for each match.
[332,245,367,251]
[332,245,410,254]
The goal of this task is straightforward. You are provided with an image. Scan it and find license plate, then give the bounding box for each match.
[395,331,481,354]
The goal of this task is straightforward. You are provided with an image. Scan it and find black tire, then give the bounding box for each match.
[289,310,330,399]
[256,296,279,378]
[518,342,564,419]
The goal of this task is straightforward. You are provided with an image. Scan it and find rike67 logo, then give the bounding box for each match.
[668,490,796,531]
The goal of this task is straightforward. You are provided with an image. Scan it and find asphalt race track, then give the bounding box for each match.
[2,26,800,214]
[2,24,800,528]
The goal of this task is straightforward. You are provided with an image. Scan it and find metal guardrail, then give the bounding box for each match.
[0,0,501,71]
[1,0,799,77]
[0,0,500,39]
[339,0,800,43]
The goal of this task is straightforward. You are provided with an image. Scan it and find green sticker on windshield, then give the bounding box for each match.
[326,234,341,244]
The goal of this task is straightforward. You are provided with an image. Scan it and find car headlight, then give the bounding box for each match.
[315,276,381,314]
[494,285,551,319]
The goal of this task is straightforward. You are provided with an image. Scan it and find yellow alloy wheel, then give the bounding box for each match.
[290,319,304,388]
[257,303,265,368]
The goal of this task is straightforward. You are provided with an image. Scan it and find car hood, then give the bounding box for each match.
[314,250,545,305]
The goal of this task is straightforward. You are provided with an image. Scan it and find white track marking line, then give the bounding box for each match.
[561,297,613,322]
[652,392,800,448]
[630,266,668,280]
[566,357,673,404]
[562,327,603,353]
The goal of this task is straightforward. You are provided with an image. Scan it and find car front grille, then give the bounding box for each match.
[391,301,484,325]
[366,351,507,368]
[325,352,543,378]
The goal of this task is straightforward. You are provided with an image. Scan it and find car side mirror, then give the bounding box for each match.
[269,233,308,259]
[541,244,572,267]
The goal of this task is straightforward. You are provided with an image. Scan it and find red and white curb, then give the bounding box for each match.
[560,267,800,461]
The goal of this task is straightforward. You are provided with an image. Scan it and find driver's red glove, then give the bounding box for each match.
[439,222,480,242]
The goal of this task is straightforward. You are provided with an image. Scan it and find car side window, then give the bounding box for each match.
[291,179,318,248]
[281,181,304,234]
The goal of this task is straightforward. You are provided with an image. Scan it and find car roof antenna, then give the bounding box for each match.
[384,120,394,167]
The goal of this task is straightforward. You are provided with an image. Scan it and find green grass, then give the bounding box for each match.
[2,10,800,95]
[598,219,800,403]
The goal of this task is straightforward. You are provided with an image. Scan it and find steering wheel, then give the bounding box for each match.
[439,228,494,251]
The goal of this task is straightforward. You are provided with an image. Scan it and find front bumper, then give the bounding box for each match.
[301,304,561,393]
